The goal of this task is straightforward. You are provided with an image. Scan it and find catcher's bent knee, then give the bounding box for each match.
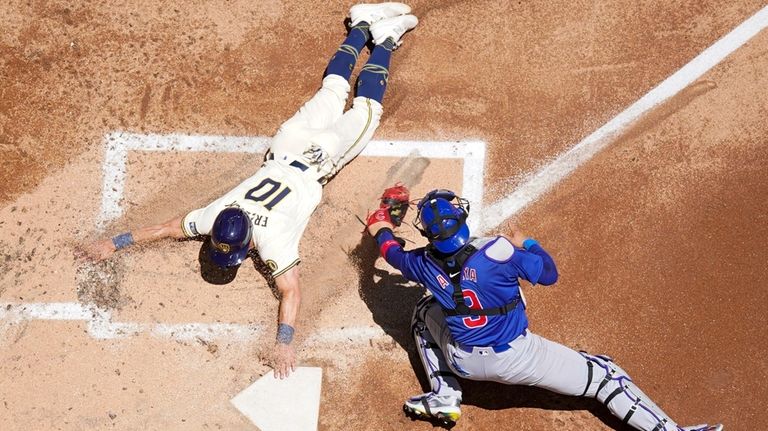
[411,294,436,332]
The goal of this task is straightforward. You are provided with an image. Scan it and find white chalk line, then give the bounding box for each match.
[478,5,768,232]
[0,301,390,344]
[98,132,487,232]
[0,302,262,342]
[0,301,391,345]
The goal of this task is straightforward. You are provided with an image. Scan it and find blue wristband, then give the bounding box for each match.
[276,323,295,344]
[522,238,539,251]
[112,232,135,250]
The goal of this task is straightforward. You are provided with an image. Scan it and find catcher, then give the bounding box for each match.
[364,184,724,431]
[80,2,418,379]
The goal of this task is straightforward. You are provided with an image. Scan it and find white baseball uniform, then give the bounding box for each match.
[182,74,384,276]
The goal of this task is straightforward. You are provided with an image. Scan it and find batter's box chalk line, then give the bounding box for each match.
[0,301,393,343]
[97,132,487,232]
[0,302,262,341]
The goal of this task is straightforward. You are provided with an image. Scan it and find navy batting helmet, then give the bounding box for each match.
[415,189,470,254]
[210,207,252,267]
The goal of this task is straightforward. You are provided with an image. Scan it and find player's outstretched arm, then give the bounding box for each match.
[78,215,187,262]
[272,266,301,379]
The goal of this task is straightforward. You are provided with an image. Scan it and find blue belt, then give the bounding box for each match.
[456,342,511,354]
[267,152,309,171]
[288,160,309,171]
[455,329,527,354]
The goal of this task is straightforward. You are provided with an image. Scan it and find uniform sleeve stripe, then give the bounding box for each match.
[180,216,193,238]
[272,259,300,277]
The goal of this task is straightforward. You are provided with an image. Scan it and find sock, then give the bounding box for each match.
[324,23,370,80]
[356,38,395,103]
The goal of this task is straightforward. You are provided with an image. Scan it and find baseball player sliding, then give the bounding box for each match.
[80,2,418,379]
[366,185,724,430]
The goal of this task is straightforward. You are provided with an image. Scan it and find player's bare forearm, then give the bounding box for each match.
[78,215,187,262]
[132,215,188,242]
[272,266,301,379]
[275,266,302,327]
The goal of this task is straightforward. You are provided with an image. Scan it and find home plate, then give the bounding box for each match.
[231,367,323,431]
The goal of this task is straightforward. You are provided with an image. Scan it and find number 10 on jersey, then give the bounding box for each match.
[245,178,292,210]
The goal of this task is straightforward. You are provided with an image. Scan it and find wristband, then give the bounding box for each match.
[522,238,539,251]
[276,323,295,344]
[112,232,135,250]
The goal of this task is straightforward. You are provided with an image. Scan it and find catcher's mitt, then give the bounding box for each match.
[379,183,410,227]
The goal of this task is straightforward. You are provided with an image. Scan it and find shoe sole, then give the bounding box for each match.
[403,404,460,429]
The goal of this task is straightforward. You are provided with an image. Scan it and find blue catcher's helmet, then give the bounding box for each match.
[415,189,471,254]
[210,207,253,267]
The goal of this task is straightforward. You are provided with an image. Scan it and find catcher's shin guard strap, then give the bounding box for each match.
[430,370,459,380]
[583,353,677,431]
[622,401,640,425]
[580,358,594,397]
[603,386,624,406]
[421,397,433,416]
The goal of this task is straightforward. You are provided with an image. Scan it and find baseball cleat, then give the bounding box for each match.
[370,14,418,47]
[349,2,411,27]
[403,393,461,428]
[681,424,724,431]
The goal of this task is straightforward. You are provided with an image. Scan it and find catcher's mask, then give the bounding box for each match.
[415,189,470,254]
[210,207,252,267]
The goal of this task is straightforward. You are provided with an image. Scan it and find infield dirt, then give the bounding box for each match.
[1,1,767,430]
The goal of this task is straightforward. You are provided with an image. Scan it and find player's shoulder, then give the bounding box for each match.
[469,235,515,263]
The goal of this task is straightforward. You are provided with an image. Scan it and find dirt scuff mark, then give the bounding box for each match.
[75,259,132,310]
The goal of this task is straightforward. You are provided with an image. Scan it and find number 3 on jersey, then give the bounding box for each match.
[462,289,488,328]
[245,178,291,210]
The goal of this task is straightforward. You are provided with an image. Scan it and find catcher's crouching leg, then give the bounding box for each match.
[579,352,681,431]
[406,295,462,426]
[411,295,463,399]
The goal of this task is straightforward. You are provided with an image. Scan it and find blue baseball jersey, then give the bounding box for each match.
[377,233,556,347]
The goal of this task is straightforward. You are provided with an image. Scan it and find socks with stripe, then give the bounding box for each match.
[324,23,370,80]
[356,38,395,103]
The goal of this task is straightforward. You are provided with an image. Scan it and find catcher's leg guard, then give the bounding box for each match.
[579,352,680,431]
[411,295,463,400]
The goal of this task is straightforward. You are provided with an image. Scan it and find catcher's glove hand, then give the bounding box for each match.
[379,183,410,227]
